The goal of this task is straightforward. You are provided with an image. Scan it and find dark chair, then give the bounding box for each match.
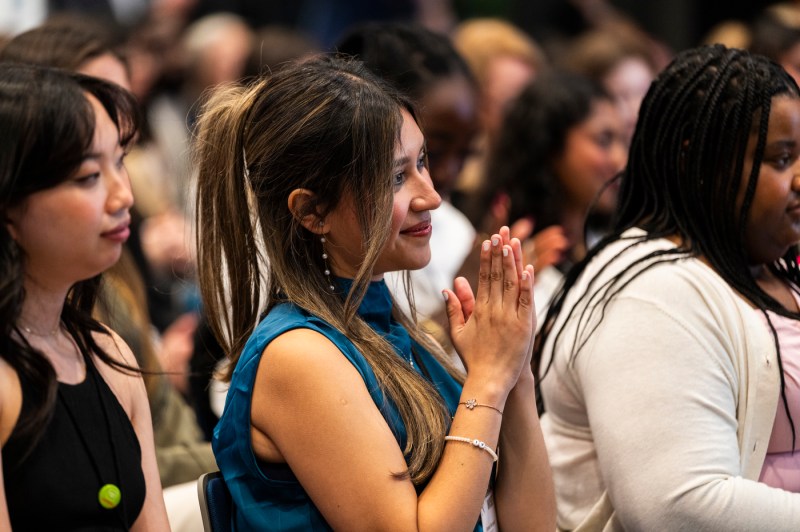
[197,471,233,532]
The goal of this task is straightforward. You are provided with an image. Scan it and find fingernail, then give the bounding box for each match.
[491,237,499,247]
[502,247,509,257]
[482,241,490,251]
[522,270,529,281]
[442,290,449,301]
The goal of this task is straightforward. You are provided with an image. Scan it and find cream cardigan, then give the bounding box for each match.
[540,229,800,531]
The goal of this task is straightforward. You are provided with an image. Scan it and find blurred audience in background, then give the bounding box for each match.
[461,72,627,317]
[560,27,657,145]
[750,2,800,86]
[450,17,546,226]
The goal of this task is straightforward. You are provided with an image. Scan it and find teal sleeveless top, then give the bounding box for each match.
[213,280,481,531]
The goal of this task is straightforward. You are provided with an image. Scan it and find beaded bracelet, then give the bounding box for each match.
[445,436,498,462]
[459,398,504,415]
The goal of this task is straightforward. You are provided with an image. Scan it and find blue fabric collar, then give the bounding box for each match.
[335,278,413,365]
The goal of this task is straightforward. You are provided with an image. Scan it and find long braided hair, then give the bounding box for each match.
[534,44,800,446]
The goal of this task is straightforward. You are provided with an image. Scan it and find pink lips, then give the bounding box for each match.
[400,220,432,237]
[101,222,130,243]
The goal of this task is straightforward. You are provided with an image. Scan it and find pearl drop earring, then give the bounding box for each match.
[320,222,335,291]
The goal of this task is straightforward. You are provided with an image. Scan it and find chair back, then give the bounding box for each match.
[197,471,233,532]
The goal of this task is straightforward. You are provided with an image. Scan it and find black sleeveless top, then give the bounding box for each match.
[3,353,146,530]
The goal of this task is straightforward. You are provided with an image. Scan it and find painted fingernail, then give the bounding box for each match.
[491,237,499,247]
[482,240,490,251]
[502,247,509,257]
[442,290,449,301]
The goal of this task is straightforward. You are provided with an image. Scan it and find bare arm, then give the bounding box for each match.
[0,358,20,531]
[256,329,504,530]
[96,331,171,531]
[0,454,10,531]
[494,373,556,531]
[449,228,556,530]
[252,231,535,530]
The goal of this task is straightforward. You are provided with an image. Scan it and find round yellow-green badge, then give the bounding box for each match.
[98,484,121,509]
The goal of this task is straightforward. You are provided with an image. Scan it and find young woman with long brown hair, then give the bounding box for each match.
[195,55,555,530]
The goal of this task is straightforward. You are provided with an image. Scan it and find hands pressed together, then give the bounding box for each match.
[443,226,537,397]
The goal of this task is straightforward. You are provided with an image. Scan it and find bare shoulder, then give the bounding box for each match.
[264,327,353,371]
[251,328,416,529]
[258,327,374,394]
[254,326,377,420]
[90,324,145,419]
[91,324,139,368]
[0,358,22,446]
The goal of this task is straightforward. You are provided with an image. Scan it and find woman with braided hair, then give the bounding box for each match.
[535,44,800,530]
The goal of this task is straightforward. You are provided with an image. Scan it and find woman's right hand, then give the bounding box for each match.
[443,229,536,398]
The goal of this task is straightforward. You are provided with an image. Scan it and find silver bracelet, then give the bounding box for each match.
[444,435,498,462]
[459,398,503,415]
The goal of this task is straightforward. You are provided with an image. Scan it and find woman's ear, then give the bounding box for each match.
[288,188,328,234]
[4,206,22,241]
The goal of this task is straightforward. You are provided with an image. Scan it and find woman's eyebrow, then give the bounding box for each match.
[393,155,410,168]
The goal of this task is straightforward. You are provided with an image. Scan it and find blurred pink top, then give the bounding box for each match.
[758,299,800,492]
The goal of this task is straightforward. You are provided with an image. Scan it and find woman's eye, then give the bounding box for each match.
[417,153,427,171]
[594,132,614,149]
[393,172,406,187]
[772,154,795,169]
[75,173,100,185]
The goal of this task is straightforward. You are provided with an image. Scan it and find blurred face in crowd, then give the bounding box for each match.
[603,56,653,145]
[553,98,627,217]
[419,74,479,199]
[482,55,536,139]
[80,53,132,91]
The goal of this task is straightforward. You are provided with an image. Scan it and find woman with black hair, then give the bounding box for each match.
[536,44,800,530]
[0,64,169,530]
[476,71,626,315]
